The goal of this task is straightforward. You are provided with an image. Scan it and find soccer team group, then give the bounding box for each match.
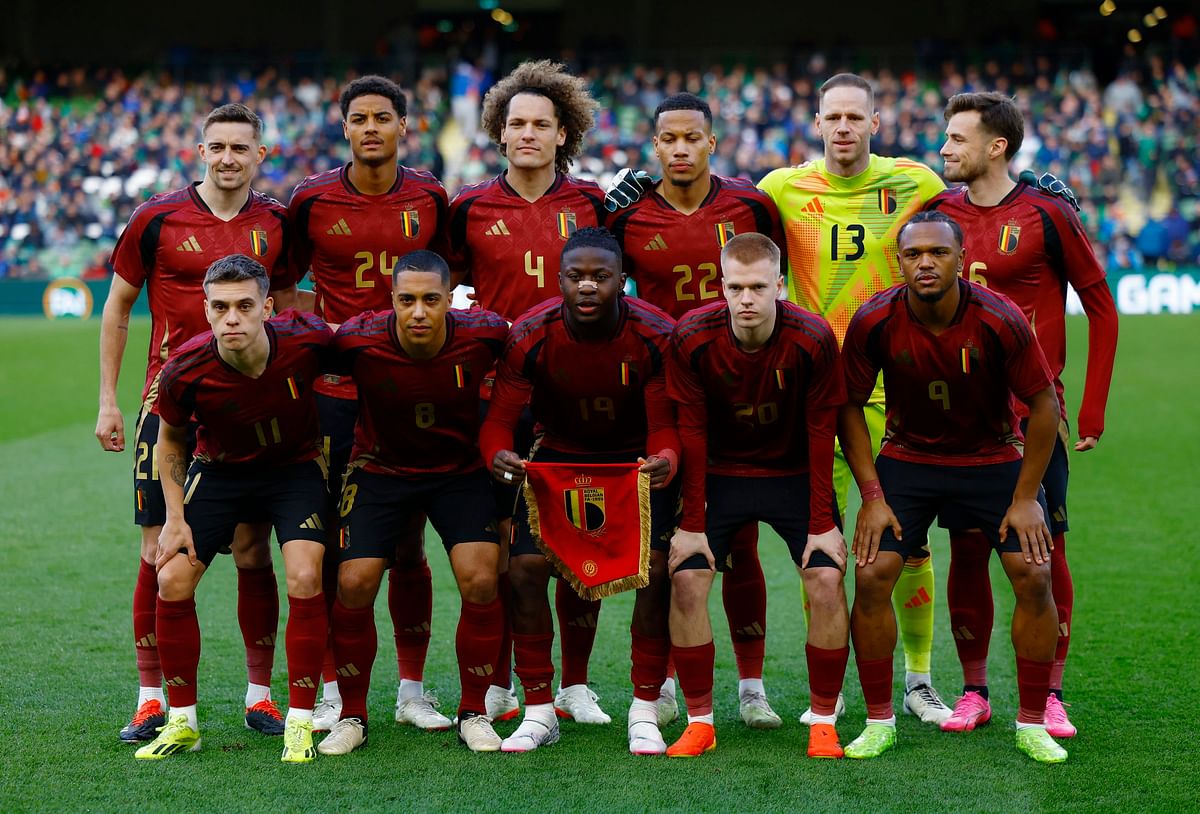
[94,60,1118,766]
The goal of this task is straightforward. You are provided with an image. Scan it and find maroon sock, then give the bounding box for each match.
[855,655,894,720]
[556,581,600,687]
[722,523,767,680]
[948,529,994,686]
[672,641,715,718]
[1049,533,1072,691]
[806,644,849,716]
[1016,656,1053,724]
[237,565,278,688]
[389,561,432,682]
[630,629,670,702]
[493,570,514,689]
[156,596,200,708]
[457,598,504,716]
[331,599,376,721]
[285,593,327,710]
[320,546,339,684]
[133,558,162,688]
[512,631,555,706]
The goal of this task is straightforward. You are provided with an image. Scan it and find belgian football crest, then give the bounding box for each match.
[557,210,577,240]
[961,341,980,374]
[619,357,637,386]
[998,220,1021,255]
[453,362,471,389]
[715,221,736,247]
[564,476,606,533]
[877,188,897,214]
[249,228,269,257]
[401,210,421,239]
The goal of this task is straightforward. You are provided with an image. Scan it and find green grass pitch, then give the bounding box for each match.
[0,314,1196,812]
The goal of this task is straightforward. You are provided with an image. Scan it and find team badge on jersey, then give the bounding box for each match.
[774,369,791,390]
[453,362,471,389]
[716,221,737,247]
[619,358,637,386]
[998,221,1021,255]
[961,342,980,374]
[249,229,269,257]
[285,376,300,399]
[557,211,577,240]
[878,188,897,214]
[564,480,606,533]
[401,210,421,239]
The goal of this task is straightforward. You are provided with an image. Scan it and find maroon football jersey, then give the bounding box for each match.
[332,308,508,477]
[445,173,607,321]
[110,184,290,412]
[609,175,784,319]
[289,164,448,399]
[157,310,331,466]
[669,300,844,532]
[481,296,677,462]
[926,182,1117,438]
[842,279,1053,467]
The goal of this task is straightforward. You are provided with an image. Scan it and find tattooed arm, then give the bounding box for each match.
[155,419,198,567]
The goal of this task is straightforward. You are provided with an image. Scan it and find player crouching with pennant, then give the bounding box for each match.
[481,227,681,755]
[665,233,851,759]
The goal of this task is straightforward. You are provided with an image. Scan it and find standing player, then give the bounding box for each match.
[289,75,450,731]
[96,103,296,742]
[840,212,1067,764]
[608,92,788,729]
[665,234,849,759]
[134,255,329,764]
[481,227,680,755]
[445,60,610,725]
[928,92,1118,737]
[316,251,510,756]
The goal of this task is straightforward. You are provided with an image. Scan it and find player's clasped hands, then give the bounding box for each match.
[490,449,526,483]
[804,527,848,571]
[668,528,715,573]
[852,498,903,567]
[1000,498,1053,565]
[157,517,198,569]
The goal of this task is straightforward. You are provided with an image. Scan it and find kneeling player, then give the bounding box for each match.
[665,233,849,758]
[839,212,1067,764]
[136,255,330,763]
[481,227,680,755]
[317,251,510,755]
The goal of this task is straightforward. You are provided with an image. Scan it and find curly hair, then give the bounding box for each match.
[481,60,598,174]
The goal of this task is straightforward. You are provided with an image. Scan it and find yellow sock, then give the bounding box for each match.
[892,553,935,675]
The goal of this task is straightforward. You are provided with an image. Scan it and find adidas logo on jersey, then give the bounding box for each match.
[903,587,932,608]
[643,234,668,251]
[291,677,316,689]
[326,218,352,236]
[336,663,361,678]
[467,664,495,677]
[175,236,202,253]
[485,220,511,236]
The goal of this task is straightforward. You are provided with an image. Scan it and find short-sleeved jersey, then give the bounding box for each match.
[484,296,675,457]
[157,310,331,467]
[333,308,508,477]
[608,175,785,319]
[110,184,290,411]
[842,279,1054,467]
[445,173,607,321]
[926,182,1117,438]
[669,300,845,531]
[758,155,945,346]
[289,164,448,399]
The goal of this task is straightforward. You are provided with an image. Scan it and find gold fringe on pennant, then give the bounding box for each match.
[522,469,652,601]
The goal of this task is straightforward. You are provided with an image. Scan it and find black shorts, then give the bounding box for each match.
[878,456,1049,559]
[180,458,329,567]
[338,467,500,562]
[482,399,537,519]
[317,393,358,493]
[132,410,196,527]
[510,447,680,560]
[675,473,841,573]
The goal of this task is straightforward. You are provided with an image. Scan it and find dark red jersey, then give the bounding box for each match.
[332,308,508,477]
[926,182,1117,438]
[480,296,678,463]
[668,300,844,532]
[609,175,784,319]
[842,279,1054,467]
[289,164,448,399]
[445,173,607,321]
[157,310,331,467]
[110,184,290,411]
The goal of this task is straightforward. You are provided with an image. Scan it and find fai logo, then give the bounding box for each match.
[564,475,606,533]
[998,221,1021,255]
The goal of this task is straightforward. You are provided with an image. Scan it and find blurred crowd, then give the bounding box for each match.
[2,53,1198,280]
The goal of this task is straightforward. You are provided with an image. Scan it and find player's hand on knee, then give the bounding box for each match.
[803,526,847,571]
[1000,498,1051,565]
[852,499,900,567]
[95,407,125,452]
[157,519,198,569]
[603,168,653,212]
[491,450,526,483]
[669,529,714,573]
[637,455,672,489]
[1018,169,1080,211]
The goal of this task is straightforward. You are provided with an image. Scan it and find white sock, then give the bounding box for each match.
[865,715,897,727]
[905,672,932,691]
[1016,721,1046,731]
[170,704,199,731]
[739,678,765,696]
[286,707,314,724]
[399,679,424,702]
[687,712,715,725]
[138,686,166,705]
[322,681,342,705]
[659,677,676,697]
[524,703,556,726]
[809,713,837,725]
[245,683,271,707]
[628,698,658,724]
